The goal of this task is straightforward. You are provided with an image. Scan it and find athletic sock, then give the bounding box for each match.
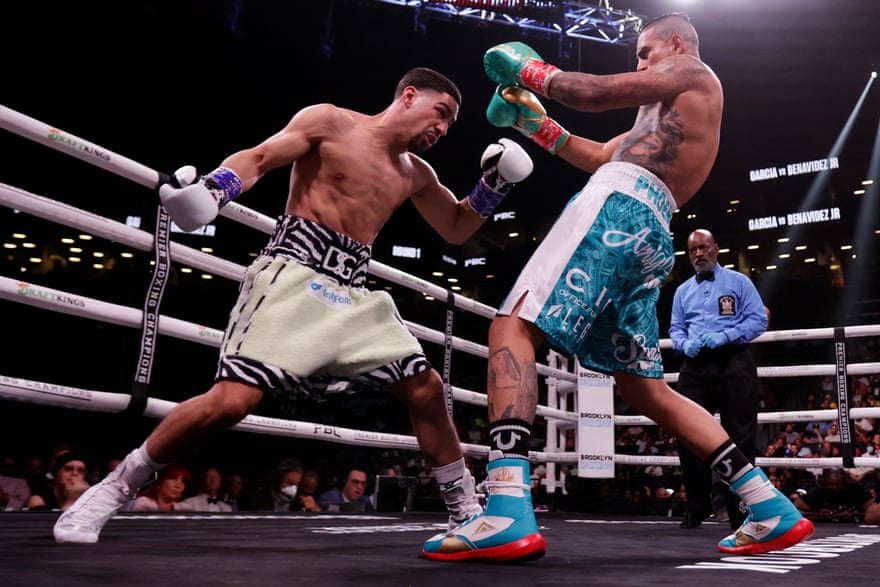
[489,419,532,460]
[432,457,466,490]
[708,440,776,506]
[115,442,164,490]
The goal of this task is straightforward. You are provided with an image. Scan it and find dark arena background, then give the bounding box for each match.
[2,1,880,585]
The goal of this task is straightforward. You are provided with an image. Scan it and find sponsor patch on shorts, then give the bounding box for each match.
[308,280,353,308]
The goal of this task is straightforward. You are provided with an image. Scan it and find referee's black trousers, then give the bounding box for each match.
[675,345,760,527]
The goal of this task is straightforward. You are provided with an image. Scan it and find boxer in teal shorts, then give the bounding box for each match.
[501,162,675,379]
[424,13,814,563]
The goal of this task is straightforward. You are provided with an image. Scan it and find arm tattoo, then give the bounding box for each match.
[550,75,609,110]
[487,346,538,422]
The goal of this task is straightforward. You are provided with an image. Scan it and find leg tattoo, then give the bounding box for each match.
[488,346,538,422]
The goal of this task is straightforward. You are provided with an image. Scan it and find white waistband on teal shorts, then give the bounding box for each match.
[585,162,677,229]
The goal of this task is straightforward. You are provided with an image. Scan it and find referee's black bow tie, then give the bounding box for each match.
[207,497,220,504]
[696,271,715,283]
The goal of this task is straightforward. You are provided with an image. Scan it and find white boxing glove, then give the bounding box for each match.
[158,166,243,232]
[466,138,534,217]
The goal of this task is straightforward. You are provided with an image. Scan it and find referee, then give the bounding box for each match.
[669,228,768,529]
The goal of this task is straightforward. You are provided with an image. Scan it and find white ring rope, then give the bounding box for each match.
[0,182,246,282]
[663,362,880,383]
[0,180,583,411]
[3,104,880,474]
[658,324,880,348]
[0,272,577,426]
[0,374,476,456]
[0,180,574,382]
[8,179,880,384]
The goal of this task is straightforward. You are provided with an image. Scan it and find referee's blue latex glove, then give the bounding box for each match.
[702,332,728,349]
[682,338,703,358]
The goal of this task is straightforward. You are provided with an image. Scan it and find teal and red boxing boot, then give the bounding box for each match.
[422,451,546,562]
[717,467,815,555]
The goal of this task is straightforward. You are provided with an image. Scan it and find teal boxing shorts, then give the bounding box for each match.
[498,162,677,378]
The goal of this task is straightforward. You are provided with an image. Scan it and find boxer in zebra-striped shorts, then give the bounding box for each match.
[217,215,432,398]
[54,67,534,546]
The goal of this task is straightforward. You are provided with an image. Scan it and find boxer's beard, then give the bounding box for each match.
[408,135,430,154]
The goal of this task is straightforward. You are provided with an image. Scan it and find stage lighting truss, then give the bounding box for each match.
[371,0,644,46]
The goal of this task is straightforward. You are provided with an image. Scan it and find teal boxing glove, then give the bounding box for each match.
[486,85,570,155]
[483,41,561,97]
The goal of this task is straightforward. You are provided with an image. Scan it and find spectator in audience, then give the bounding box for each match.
[853,375,871,403]
[804,452,824,482]
[820,394,838,411]
[318,466,374,512]
[184,467,232,512]
[854,429,870,457]
[859,468,880,500]
[0,453,16,478]
[221,472,244,512]
[87,456,123,486]
[868,378,880,406]
[615,432,637,455]
[855,415,875,435]
[870,433,880,457]
[764,436,786,458]
[652,428,676,455]
[24,451,90,512]
[624,486,658,516]
[26,444,72,503]
[0,452,31,487]
[802,423,822,449]
[766,468,784,491]
[130,464,194,512]
[22,454,47,498]
[239,458,304,512]
[793,468,880,524]
[817,440,836,458]
[0,473,31,511]
[294,469,323,512]
[780,423,800,445]
[651,483,688,519]
[824,422,841,443]
[777,467,814,498]
[844,466,876,492]
[794,436,813,458]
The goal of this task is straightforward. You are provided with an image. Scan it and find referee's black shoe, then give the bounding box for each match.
[680,508,708,529]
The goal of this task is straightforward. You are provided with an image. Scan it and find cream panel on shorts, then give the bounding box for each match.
[220,255,424,379]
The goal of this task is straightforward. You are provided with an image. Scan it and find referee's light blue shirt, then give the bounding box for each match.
[669,265,768,353]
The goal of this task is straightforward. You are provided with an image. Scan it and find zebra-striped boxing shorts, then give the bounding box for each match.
[216,215,431,399]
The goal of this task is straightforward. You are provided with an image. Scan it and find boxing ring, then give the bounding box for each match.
[2,105,880,584]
